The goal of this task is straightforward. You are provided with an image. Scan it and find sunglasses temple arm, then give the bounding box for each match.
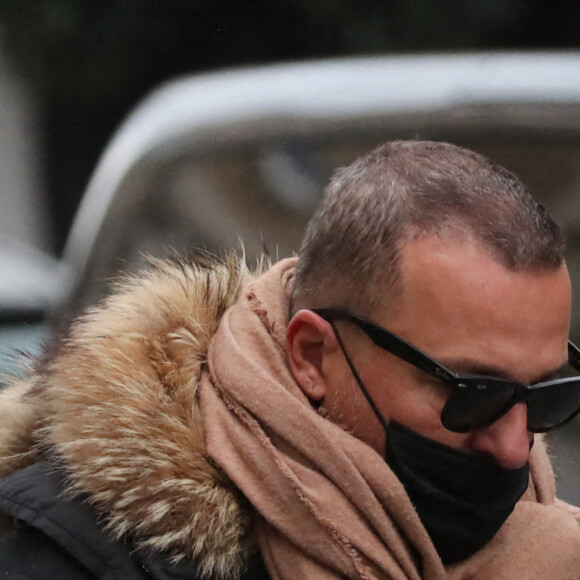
[364,323,457,382]
[569,341,580,372]
[330,322,390,434]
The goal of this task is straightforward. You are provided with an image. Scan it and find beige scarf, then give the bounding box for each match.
[200,258,580,579]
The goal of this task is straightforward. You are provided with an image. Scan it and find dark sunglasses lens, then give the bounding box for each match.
[441,380,514,433]
[527,379,580,432]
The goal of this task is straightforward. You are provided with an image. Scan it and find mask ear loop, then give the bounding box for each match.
[328,320,390,434]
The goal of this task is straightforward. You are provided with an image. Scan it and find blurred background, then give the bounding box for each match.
[1,0,580,500]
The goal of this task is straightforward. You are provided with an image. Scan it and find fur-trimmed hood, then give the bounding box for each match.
[0,254,264,578]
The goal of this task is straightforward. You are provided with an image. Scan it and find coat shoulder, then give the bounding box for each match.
[0,461,149,579]
[0,524,97,580]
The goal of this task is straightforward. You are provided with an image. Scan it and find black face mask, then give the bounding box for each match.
[385,420,530,564]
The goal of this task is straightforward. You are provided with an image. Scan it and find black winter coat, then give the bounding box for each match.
[0,462,270,580]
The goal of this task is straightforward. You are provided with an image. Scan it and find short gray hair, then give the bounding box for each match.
[291,140,565,316]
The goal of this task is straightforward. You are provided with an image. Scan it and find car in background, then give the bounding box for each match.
[61,52,580,325]
[17,51,580,499]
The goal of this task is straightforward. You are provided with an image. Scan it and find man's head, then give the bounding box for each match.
[286,140,572,468]
[291,140,564,318]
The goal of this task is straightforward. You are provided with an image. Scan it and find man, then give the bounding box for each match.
[1,140,580,579]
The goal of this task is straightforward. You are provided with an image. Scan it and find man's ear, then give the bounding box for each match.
[286,309,337,402]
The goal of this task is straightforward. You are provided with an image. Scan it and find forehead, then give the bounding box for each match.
[382,237,571,383]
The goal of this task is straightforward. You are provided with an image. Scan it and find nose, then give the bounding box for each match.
[469,403,532,469]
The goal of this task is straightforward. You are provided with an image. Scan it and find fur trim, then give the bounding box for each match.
[0,253,267,578]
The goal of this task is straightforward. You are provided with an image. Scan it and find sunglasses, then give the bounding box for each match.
[311,307,580,433]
